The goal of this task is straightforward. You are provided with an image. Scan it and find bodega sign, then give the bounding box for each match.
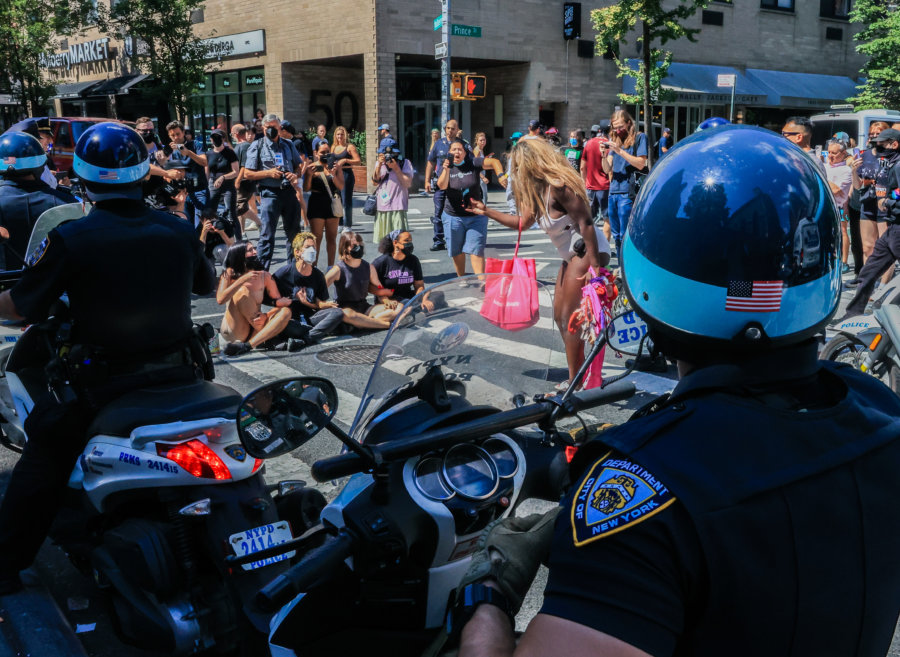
[202,30,265,60]
[40,38,111,70]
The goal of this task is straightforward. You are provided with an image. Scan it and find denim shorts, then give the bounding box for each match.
[441,212,488,257]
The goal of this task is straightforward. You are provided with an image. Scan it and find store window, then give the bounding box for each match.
[761,0,794,10]
[192,67,266,144]
[820,0,851,18]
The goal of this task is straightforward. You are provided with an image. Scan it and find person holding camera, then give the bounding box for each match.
[198,208,235,268]
[371,138,414,243]
[242,113,304,271]
[135,117,183,205]
[436,139,505,279]
[160,121,208,227]
[302,141,346,268]
[204,128,241,240]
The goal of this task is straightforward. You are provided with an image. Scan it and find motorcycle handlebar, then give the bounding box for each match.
[255,531,355,613]
[311,380,636,482]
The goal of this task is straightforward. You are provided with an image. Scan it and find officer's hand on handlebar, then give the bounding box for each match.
[456,508,560,615]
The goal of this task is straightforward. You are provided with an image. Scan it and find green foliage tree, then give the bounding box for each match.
[591,0,708,163]
[850,0,900,110]
[109,0,215,123]
[0,0,97,114]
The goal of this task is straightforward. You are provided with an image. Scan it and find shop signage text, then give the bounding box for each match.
[675,92,766,104]
[203,30,265,60]
[40,38,111,70]
[245,75,264,86]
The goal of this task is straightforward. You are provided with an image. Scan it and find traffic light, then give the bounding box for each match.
[463,75,486,99]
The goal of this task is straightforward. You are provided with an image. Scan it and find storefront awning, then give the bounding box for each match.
[622,62,770,106]
[51,80,103,100]
[744,69,859,109]
[86,73,149,97]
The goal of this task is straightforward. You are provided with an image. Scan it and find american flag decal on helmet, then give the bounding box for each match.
[725,281,783,312]
[98,170,118,180]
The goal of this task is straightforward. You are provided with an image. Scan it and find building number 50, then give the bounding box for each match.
[309,90,360,131]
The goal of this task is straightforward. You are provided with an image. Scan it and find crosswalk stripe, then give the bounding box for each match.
[220,352,362,428]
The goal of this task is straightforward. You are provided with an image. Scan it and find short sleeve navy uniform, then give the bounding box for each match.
[11,199,216,357]
[245,138,302,190]
[0,178,76,269]
[542,342,900,657]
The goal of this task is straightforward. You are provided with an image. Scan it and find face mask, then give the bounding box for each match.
[616,128,628,138]
[245,255,263,271]
[140,131,155,144]
[211,135,223,147]
[401,242,414,255]
[570,138,578,147]
[875,144,887,154]
[265,126,279,140]
[301,247,317,264]
[349,244,364,259]
[319,155,329,163]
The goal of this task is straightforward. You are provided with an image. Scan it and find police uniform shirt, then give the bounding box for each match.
[0,179,76,270]
[245,137,302,190]
[541,344,900,657]
[11,200,216,356]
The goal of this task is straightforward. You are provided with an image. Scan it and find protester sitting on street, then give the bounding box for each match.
[372,138,414,243]
[272,232,345,345]
[324,231,401,330]
[469,137,611,391]
[302,141,346,268]
[825,139,854,273]
[204,129,241,241]
[437,139,506,279]
[373,230,433,310]
[217,241,302,356]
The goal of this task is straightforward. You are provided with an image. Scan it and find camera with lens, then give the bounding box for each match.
[383,147,402,164]
[213,217,228,232]
[277,167,293,190]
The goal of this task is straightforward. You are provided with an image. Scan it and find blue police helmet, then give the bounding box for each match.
[73,122,149,200]
[621,124,840,357]
[0,131,48,178]
[695,117,730,132]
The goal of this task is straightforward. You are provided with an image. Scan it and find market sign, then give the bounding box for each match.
[40,38,112,70]
[202,30,265,60]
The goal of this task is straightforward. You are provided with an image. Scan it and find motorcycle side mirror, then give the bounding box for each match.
[236,377,338,459]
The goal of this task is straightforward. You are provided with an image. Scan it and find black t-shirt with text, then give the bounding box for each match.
[372,253,423,300]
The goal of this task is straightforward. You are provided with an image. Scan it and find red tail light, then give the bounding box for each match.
[157,440,232,480]
[252,458,264,473]
[565,445,578,463]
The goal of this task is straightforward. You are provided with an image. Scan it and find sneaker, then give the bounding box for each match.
[287,338,307,352]
[841,263,850,274]
[430,243,446,252]
[843,279,860,289]
[223,341,252,357]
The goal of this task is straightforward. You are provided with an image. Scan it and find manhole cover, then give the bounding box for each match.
[315,344,401,365]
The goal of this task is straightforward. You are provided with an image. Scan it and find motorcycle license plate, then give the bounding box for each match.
[229,521,295,571]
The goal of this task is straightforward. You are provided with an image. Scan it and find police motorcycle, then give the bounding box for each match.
[0,202,326,655]
[823,275,900,395]
[231,277,635,656]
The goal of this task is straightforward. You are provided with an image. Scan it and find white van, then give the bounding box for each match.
[810,107,900,150]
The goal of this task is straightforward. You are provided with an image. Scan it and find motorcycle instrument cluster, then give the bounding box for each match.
[413,438,518,502]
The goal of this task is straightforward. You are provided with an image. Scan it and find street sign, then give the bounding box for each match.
[717,74,736,88]
[435,42,448,59]
[452,24,482,38]
[433,15,442,30]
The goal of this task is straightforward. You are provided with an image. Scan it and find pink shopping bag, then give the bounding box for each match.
[480,220,540,331]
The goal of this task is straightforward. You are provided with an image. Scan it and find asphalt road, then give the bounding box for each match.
[1,190,898,655]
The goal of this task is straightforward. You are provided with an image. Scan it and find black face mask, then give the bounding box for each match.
[139,130,155,144]
[211,135,223,147]
[401,242,414,255]
[875,144,887,154]
[245,255,264,271]
[319,155,329,163]
[265,127,279,140]
[349,244,364,259]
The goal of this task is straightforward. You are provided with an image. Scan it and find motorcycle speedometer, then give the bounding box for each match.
[414,456,455,501]
[442,444,499,500]
[482,438,518,479]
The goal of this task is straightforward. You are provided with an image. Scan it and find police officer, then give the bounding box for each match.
[243,113,303,270]
[454,125,900,657]
[0,131,76,269]
[0,122,216,594]
[840,127,900,319]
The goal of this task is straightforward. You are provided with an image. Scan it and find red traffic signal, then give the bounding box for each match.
[464,75,486,99]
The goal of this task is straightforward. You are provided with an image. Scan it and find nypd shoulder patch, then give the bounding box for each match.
[26,236,50,268]
[571,452,676,547]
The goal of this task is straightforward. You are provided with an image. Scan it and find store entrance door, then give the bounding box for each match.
[398,100,470,190]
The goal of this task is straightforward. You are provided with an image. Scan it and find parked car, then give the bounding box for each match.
[810,107,900,151]
[47,117,134,173]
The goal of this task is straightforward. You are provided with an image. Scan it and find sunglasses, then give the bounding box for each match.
[781,131,802,137]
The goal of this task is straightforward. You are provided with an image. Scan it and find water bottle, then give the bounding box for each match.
[208,329,221,355]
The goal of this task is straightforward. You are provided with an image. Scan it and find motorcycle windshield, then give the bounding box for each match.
[349,274,563,441]
[24,202,91,261]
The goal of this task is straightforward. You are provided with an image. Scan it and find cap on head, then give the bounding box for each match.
[378,137,399,154]
[510,131,524,141]
[528,119,541,131]
[873,128,900,143]
[590,124,601,133]
[545,127,559,136]
[378,123,390,131]
[280,120,296,135]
